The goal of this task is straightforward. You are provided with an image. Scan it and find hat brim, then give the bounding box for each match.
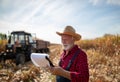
[56,32,81,41]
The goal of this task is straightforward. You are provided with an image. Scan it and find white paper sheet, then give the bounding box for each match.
[31,53,49,67]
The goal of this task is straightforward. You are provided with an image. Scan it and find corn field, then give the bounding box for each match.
[0,33,7,52]
[0,34,120,82]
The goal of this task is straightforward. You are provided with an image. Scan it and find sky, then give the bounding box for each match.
[0,0,120,43]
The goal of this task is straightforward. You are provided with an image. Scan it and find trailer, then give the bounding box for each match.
[36,39,50,53]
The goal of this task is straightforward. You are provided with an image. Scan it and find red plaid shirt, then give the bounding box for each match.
[59,45,89,82]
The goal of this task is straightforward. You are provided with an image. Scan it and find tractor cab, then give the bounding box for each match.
[10,31,33,45]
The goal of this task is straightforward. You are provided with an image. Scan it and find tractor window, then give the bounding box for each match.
[25,35,28,41]
[10,35,14,44]
[10,34,18,44]
[14,34,18,42]
[19,35,25,43]
[25,35,29,44]
[29,36,33,43]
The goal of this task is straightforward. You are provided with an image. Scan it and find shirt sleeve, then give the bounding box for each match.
[70,51,89,82]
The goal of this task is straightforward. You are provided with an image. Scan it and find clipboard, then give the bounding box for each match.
[31,53,54,67]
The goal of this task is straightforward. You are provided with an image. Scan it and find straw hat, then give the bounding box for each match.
[56,26,81,41]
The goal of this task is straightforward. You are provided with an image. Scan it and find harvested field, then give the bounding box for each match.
[0,34,120,82]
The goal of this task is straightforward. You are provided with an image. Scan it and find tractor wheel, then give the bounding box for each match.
[16,53,25,65]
